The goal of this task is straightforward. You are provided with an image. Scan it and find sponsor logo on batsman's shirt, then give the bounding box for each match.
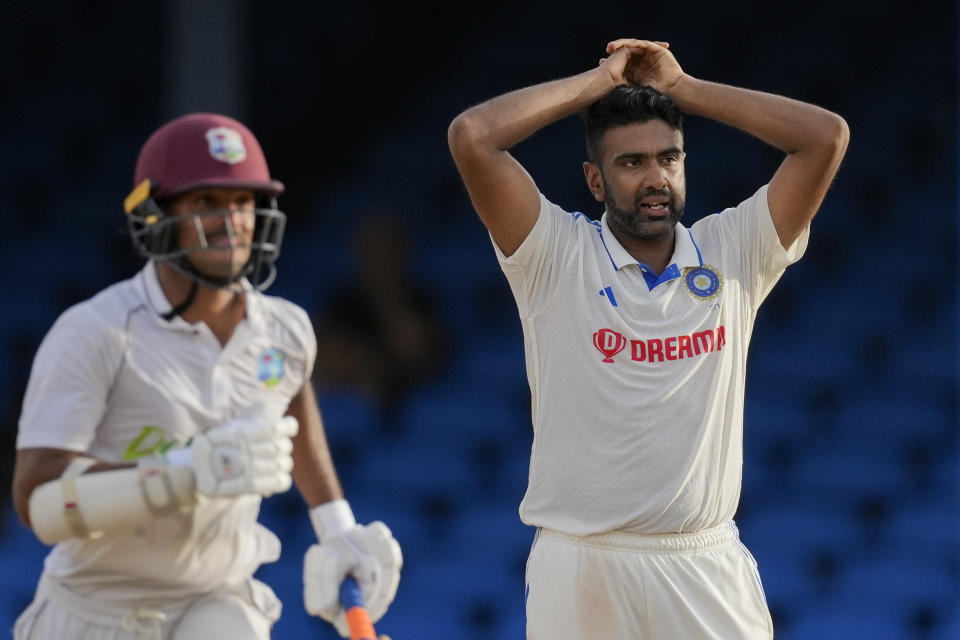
[592,326,726,364]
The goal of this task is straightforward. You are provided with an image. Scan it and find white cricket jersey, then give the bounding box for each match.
[494,185,807,536]
[17,261,315,604]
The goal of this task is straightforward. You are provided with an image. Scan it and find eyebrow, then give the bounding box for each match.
[191,190,254,200]
[614,147,685,162]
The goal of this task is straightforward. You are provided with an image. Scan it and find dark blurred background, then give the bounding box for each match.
[0,1,956,638]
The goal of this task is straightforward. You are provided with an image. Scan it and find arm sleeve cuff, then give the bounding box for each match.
[309,498,356,542]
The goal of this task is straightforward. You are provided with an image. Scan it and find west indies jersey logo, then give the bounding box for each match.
[205,126,247,164]
[258,347,285,388]
[592,326,726,363]
[684,265,723,299]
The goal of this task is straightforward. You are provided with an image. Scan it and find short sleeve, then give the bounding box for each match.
[17,305,122,451]
[265,296,317,384]
[704,184,809,306]
[292,305,318,381]
[490,193,584,318]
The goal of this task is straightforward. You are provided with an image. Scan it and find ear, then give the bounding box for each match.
[583,162,605,202]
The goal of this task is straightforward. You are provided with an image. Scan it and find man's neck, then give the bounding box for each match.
[609,226,677,275]
[156,263,246,346]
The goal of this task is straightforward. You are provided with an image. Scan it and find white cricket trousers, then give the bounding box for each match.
[525,521,774,640]
[13,573,281,640]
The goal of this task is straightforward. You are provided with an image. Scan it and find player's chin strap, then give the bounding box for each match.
[161,279,198,321]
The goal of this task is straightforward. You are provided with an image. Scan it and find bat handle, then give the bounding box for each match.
[339,576,376,640]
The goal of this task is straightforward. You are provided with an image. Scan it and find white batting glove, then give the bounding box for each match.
[303,500,403,637]
[166,409,298,498]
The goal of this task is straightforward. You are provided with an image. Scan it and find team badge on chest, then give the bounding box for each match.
[258,347,285,388]
[684,265,723,300]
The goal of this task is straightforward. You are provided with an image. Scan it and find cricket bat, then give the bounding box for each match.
[339,576,384,640]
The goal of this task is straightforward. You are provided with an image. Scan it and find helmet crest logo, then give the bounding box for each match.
[205,127,247,165]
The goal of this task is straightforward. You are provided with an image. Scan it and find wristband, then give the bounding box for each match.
[309,498,356,541]
[164,446,193,468]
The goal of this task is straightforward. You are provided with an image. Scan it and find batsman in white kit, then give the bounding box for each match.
[12,113,402,639]
[448,38,848,638]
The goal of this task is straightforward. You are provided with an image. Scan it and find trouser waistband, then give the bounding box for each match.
[539,521,741,553]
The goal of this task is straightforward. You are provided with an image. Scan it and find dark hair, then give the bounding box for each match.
[581,85,683,163]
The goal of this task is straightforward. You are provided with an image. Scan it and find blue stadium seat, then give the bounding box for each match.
[788,447,911,508]
[746,547,817,611]
[931,454,959,500]
[316,386,382,443]
[409,234,507,335]
[884,499,960,562]
[783,600,913,640]
[393,552,525,639]
[834,554,956,612]
[0,505,48,632]
[739,504,862,597]
[396,382,526,449]
[748,327,861,385]
[447,335,528,400]
[446,504,533,567]
[932,606,960,640]
[832,396,952,449]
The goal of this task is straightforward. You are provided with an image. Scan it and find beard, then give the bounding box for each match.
[604,180,685,243]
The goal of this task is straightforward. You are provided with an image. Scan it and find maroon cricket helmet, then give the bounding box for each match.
[133,113,284,200]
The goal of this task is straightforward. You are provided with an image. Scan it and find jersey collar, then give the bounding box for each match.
[139,261,264,330]
[599,214,703,270]
[140,260,175,319]
[598,214,703,289]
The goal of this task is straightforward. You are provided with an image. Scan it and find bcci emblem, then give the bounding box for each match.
[684,266,723,300]
[593,328,626,363]
[258,348,285,388]
[205,127,247,165]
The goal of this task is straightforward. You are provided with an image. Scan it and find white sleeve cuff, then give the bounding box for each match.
[163,447,193,468]
[309,499,356,542]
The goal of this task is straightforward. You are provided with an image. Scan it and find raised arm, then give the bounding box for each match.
[447,45,663,256]
[606,39,849,247]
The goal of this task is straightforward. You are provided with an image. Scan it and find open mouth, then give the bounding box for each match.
[207,236,234,248]
[203,234,250,249]
[638,198,670,217]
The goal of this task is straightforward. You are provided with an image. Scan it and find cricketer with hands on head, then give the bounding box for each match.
[11,113,401,639]
[448,38,848,639]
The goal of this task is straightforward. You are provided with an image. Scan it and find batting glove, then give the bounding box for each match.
[303,499,403,637]
[166,408,298,498]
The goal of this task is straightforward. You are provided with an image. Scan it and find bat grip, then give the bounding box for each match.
[339,576,376,640]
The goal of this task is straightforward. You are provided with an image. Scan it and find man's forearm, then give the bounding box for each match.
[666,75,847,153]
[291,424,343,507]
[288,382,344,507]
[453,66,618,152]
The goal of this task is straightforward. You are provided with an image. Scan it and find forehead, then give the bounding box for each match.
[178,187,255,200]
[169,187,254,207]
[597,120,684,162]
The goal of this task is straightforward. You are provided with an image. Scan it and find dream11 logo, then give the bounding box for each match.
[592,326,727,364]
[593,328,626,363]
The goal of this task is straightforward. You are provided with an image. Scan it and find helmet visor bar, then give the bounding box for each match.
[127,206,287,290]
